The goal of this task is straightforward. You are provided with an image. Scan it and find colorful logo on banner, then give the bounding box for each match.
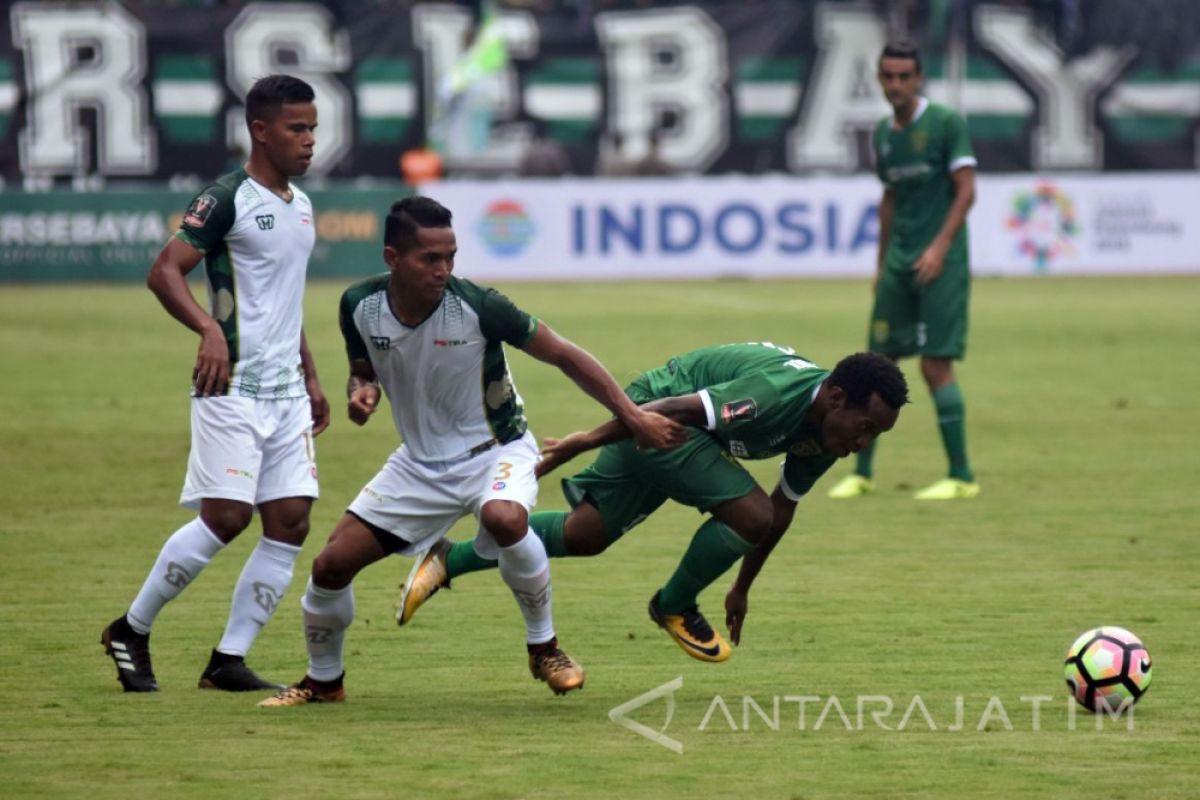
[1007,182,1079,272]
[477,199,535,257]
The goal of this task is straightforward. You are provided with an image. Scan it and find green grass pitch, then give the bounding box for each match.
[1,276,1197,798]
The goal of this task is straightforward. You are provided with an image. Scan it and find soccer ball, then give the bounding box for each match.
[1064,626,1152,713]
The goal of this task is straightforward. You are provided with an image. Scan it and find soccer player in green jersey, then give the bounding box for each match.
[397,343,908,662]
[828,41,980,502]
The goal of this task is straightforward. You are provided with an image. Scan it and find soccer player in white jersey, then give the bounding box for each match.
[101,75,330,693]
[259,197,686,705]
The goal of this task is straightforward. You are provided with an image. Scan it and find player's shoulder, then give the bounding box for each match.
[340,272,389,311]
[446,275,503,309]
[925,101,967,126]
[197,167,249,203]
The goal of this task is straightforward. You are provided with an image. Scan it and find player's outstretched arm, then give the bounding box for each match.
[520,322,687,451]
[345,358,380,426]
[146,237,229,396]
[535,393,705,478]
[725,485,797,645]
[300,330,330,436]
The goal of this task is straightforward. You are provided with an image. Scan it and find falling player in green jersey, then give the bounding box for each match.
[828,41,980,502]
[398,343,908,662]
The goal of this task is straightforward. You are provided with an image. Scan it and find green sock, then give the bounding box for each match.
[444,511,571,580]
[855,438,877,479]
[657,518,756,614]
[529,511,570,557]
[445,540,496,579]
[933,381,973,482]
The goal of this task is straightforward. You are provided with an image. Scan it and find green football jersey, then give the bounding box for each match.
[633,342,838,499]
[873,98,976,271]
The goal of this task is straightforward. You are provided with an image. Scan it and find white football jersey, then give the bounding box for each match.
[340,274,538,462]
[177,168,315,399]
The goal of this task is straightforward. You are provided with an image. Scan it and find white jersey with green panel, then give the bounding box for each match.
[339,274,538,463]
[175,168,315,399]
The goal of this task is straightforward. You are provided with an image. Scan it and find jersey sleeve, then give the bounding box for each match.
[779,452,837,500]
[174,184,236,253]
[700,372,785,437]
[944,110,977,173]
[478,287,538,348]
[338,289,369,363]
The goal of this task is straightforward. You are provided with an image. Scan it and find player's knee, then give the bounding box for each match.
[201,505,253,542]
[479,502,528,545]
[563,510,609,556]
[266,515,310,547]
[729,505,773,545]
[311,548,356,590]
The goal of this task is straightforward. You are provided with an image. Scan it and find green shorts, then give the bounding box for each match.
[869,261,970,359]
[561,430,758,546]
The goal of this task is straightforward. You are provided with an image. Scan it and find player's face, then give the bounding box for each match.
[820,390,899,459]
[877,57,922,112]
[256,102,318,177]
[385,226,457,305]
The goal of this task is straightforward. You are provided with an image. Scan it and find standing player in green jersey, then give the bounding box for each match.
[397,343,908,662]
[828,41,980,502]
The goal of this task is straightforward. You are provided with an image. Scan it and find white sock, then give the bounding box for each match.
[497,530,554,645]
[127,518,225,634]
[216,537,301,657]
[301,579,354,681]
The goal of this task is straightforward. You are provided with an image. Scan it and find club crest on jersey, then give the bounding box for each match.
[255,214,275,230]
[911,131,928,153]
[371,336,391,350]
[721,398,757,424]
[183,193,217,227]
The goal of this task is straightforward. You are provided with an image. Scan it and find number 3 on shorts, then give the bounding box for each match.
[494,462,513,480]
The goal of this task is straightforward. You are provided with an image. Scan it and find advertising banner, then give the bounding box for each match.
[0,187,398,282]
[3,174,1198,282]
[425,173,1200,281]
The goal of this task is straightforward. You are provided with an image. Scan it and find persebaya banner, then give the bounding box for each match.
[0,187,396,281]
[1,0,1199,183]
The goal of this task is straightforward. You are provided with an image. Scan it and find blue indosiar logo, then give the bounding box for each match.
[477,199,536,257]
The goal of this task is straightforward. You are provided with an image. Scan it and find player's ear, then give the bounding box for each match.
[383,245,399,269]
[249,118,269,144]
[826,384,846,410]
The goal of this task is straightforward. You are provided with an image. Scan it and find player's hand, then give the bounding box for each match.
[913,240,948,285]
[725,586,749,646]
[630,410,688,451]
[307,377,330,437]
[348,384,381,426]
[192,327,230,396]
[535,431,591,478]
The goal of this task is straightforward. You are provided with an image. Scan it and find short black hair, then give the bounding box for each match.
[385,196,454,252]
[245,74,315,126]
[827,353,910,410]
[879,40,922,73]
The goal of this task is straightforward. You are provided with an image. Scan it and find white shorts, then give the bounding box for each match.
[347,431,539,557]
[180,395,318,509]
